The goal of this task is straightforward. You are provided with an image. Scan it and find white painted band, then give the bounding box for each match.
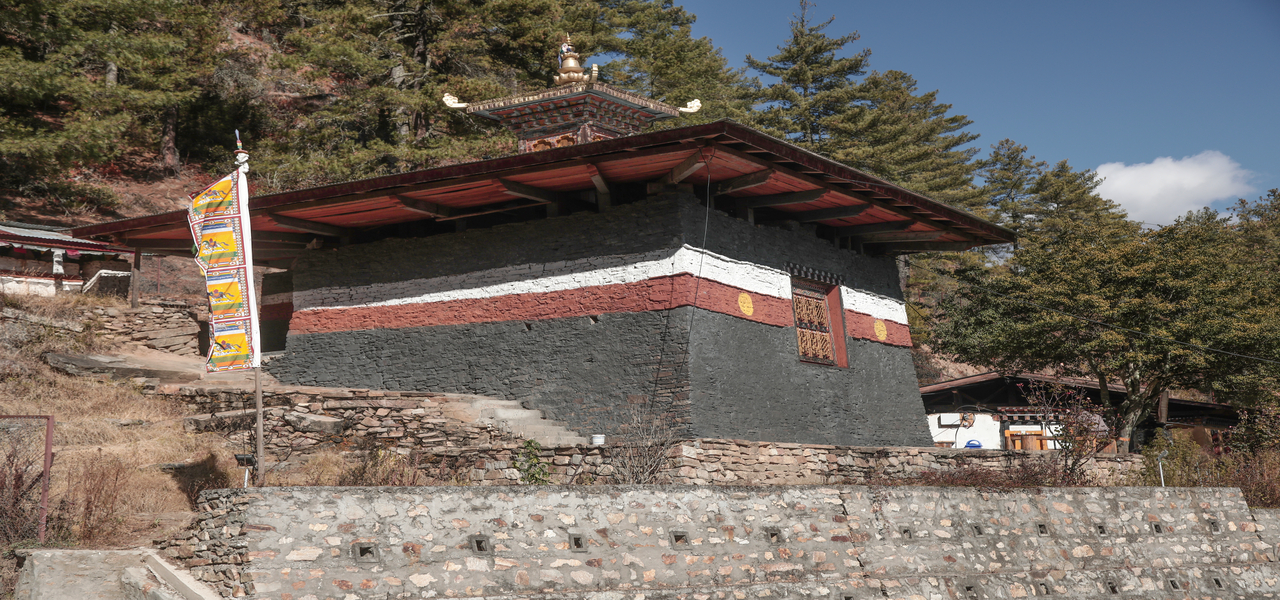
[293,245,908,324]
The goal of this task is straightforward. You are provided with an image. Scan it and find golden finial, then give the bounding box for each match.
[555,34,592,85]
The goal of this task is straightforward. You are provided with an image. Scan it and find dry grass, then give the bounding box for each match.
[0,293,233,550]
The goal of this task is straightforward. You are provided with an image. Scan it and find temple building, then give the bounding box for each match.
[71,39,1014,446]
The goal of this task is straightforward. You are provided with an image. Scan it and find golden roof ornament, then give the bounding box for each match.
[554,35,595,86]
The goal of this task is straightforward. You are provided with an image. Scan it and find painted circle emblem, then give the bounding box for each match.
[737,293,754,316]
[873,319,887,341]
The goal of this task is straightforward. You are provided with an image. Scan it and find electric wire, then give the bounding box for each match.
[905,258,1280,367]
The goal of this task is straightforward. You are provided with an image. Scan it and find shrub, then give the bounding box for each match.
[338,441,423,487]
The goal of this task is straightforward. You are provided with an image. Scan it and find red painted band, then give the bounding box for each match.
[289,275,792,335]
[845,310,912,347]
[286,275,912,348]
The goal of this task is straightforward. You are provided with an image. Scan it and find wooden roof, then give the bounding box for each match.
[70,120,1014,265]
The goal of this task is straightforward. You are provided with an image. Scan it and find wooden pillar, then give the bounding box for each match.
[130,249,142,308]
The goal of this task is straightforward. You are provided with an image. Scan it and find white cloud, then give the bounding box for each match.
[1095,151,1255,225]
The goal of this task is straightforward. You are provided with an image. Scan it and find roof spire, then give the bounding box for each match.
[554,34,592,86]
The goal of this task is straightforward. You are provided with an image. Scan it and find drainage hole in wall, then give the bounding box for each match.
[963,585,978,599]
[524,322,533,331]
[671,531,689,547]
[352,542,378,563]
[765,527,781,544]
[470,535,491,554]
[1212,577,1224,589]
[1209,520,1221,533]
[1168,579,1181,590]
[1037,523,1049,536]
[569,533,587,552]
[588,315,599,324]
[900,528,913,539]
[1096,524,1108,535]
[1152,522,1164,534]
[1106,581,1118,594]
[971,524,984,536]
[1038,582,1051,595]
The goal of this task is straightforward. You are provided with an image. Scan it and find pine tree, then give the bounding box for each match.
[826,70,982,210]
[975,139,1044,232]
[0,0,218,187]
[744,0,868,153]
[246,0,563,190]
[590,0,754,125]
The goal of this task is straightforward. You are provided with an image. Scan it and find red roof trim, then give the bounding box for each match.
[70,120,1014,244]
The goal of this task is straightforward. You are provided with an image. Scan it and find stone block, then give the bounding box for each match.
[283,412,345,436]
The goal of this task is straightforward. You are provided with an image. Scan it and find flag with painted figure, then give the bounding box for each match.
[186,155,259,372]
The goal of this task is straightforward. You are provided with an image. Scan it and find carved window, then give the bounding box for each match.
[792,280,837,365]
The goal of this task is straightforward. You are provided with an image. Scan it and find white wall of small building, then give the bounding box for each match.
[0,275,81,296]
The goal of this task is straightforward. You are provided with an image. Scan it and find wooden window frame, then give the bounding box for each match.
[791,277,848,368]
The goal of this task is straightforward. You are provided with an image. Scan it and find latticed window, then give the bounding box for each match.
[792,280,837,365]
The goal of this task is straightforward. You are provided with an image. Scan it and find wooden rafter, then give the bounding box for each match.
[732,189,826,209]
[832,221,914,237]
[789,204,871,223]
[394,195,452,219]
[266,213,351,238]
[715,169,774,195]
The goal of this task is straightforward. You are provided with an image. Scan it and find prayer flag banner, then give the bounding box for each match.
[187,164,260,372]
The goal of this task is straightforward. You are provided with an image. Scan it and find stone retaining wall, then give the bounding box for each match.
[171,386,519,453]
[417,439,1145,487]
[158,485,1280,599]
[91,299,206,356]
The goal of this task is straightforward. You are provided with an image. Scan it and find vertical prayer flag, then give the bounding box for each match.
[187,154,259,372]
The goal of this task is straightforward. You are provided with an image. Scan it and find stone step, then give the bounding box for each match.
[442,396,586,447]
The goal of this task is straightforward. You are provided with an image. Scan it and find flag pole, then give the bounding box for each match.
[256,364,264,486]
[234,128,266,487]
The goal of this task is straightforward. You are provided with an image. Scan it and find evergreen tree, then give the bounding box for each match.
[590,0,754,125]
[826,70,982,210]
[975,139,1045,234]
[0,0,219,188]
[247,0,563,190]
[744,0,868,153]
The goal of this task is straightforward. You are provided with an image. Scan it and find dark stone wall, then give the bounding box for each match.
[269,194,928,445]
[683,196,904,299]
[260,270,292,353]
[687,310,930,446]
[291,199,685,293]
[267,310,693,437]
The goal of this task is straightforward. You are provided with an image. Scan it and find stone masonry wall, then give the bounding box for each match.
[165,385,519,454]
[416,439,1145,487]
[160,485,1280,599]
[91,299,206,356]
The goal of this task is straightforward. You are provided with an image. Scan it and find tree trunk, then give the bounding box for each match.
[105,62,118,86]
[160,105,180,176]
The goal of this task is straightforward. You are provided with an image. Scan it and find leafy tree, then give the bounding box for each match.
[744,0,868,153]
[932,209,1280,446]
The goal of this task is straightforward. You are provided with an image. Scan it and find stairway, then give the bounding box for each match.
[439,395,589,447]
[15,550,220,600]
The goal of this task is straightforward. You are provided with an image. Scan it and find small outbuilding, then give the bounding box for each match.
[0,222,132,297]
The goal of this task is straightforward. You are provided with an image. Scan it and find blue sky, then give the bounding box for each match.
[674,0,1280,225]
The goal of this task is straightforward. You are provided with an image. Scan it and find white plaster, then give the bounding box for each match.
[927,413,1002,450]
[840,285,909,325]
[0,275,81,297]
[293,245,908,324]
